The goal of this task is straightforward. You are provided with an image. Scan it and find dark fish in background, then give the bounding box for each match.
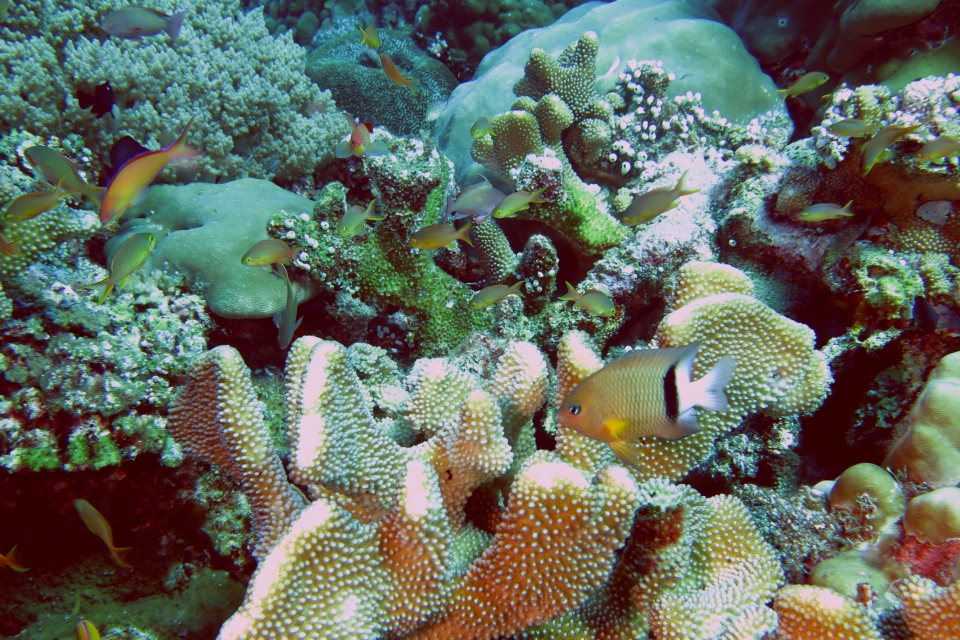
[99,135,150,185]
[77,82,116,119]
[912,296,940,333]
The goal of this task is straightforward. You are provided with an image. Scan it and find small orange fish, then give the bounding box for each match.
[410,222,473,250]
[861,122,925,176]
[917,135,960,162]
[100,117,202,223]
[380,53,418,92]
[241,239,298,267]
[75,499,132,568]
[358,25,380,50]
[0,545,29,572]
[559,281,616,318]
[0,231,22,256]
[3,178,74,222]
[335,113,389,159]
[76,619,101,640]
[492,188,547,219]
[777,71,829,98]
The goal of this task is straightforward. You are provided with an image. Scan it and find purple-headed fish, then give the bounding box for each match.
[77,619,100,640]
[358,25,380,50]
[470,117,496,139]
[101,5,189,44]
[82,232,155,304]
[448,178,506,224]
[559,281,616,318]
[100,117,201,223]
[469,281,524,309]
[411,222,473,250]
[241,239,298,267]
[917,135,960,162]
[338,200,384,237]
[860,122,925,176]
[557,342,736,468]
[492,187,546,219]
[826,119,880,139]
[621,170,698,226]
[777,71,829,98]
[274,264,303,350]
[0,231,21,256]
[799,200,854,222]
[3,178,74,222]
[25,145,105,206]
[0,545,28,572]
[74,499,131,568]
[380,53,418,92]
[335,113,389,159]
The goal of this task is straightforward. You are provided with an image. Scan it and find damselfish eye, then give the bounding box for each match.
[568,405,581,415]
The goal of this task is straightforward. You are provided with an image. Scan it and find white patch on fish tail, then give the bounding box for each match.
[668,342,702,438]
[688,355,736,413]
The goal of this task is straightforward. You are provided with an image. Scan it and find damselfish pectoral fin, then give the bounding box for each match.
[602,418,630,440]
[608,440,643,470]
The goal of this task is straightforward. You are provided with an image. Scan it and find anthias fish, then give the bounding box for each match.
[826,119,879,139]
[24,145,105,206]
[410,222,473,250]
[492,188,546,219]
[274,264,303,350]
[338,200,384,237]
[0,545,28,572]
[242,239,298,266]
[621,170,698,226]
[778,71,829,98]
[82,232,156,304]
[559,281,616,317]
[74,499,131,567]
[799,200,854,222]
[336,113,388,159]
[101,6,189,44]
[917,136,960,162]
[358,25,380,50]
[469,281,524,309]
[448,179,506,224]
[557,343,736,468]
[100,117,201,223]
[860,122,925,176]
[3,178,73,222]
[380,53,418,92]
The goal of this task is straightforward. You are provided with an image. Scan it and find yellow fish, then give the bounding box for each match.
[410,222,473,250]
[241,239,298,266]
[470,117,496,139]
[74,499,132,568]
[469,281,524,309]
[100,117,201,223]
[559,281,616,318]
[621,170,698,226]
[335,113,389,159]
[799,200,854,222]
[338,200,384,237]
[380,53,418,92]
[777,71,829,98]
[826,119,880,139]
[76,619,100,640]
[24,146,105,206]
[492,188,547,219]
[82,232,156,304]
[917,135,960,162]
[557,342,736,468]
[3,178,74,222]
[358,25,380,50]
[860,122,925,176]
[0,231,22,256]
[0,544,28,572]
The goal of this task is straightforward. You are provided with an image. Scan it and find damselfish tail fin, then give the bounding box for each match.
[690,355,736,412]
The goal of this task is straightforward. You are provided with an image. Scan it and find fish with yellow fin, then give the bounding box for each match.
[826,119,880,139]
[100,117,201,223]
[492,188,546,219]
[3,178,74,222]
[358,25,380,50]
[917,135,960,162]
[74,499,132,568]
[0,231,21,256]
[557,343,736,469]
[336,113,389,159]
[0,544,28,572]
[82,232,156,304]
[469,281,524,309]
[621,170,698,226]
[470,117,496,139]
[24,146,106,206]
[380,53,418,92]
[338,200,384,237]
[76,619,100,640]
[860,122,925,176]
[241,239,297,266]
[410,222,473,250]
[777,71,829,98]
[799,200,854,222]
[559,281,616,317]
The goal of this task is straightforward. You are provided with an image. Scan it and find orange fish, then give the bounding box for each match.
[380,53,418,92]
[75,499,131,568]
[335,113,388,159]
[0,231,21,256]
[0,545,29,572]
[100,117,201,223]
[3,178,74,222]
[76,619,100,640]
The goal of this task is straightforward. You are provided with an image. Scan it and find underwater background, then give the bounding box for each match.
[1,0,959,638]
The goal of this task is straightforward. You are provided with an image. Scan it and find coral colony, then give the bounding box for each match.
[1,0,959,638]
